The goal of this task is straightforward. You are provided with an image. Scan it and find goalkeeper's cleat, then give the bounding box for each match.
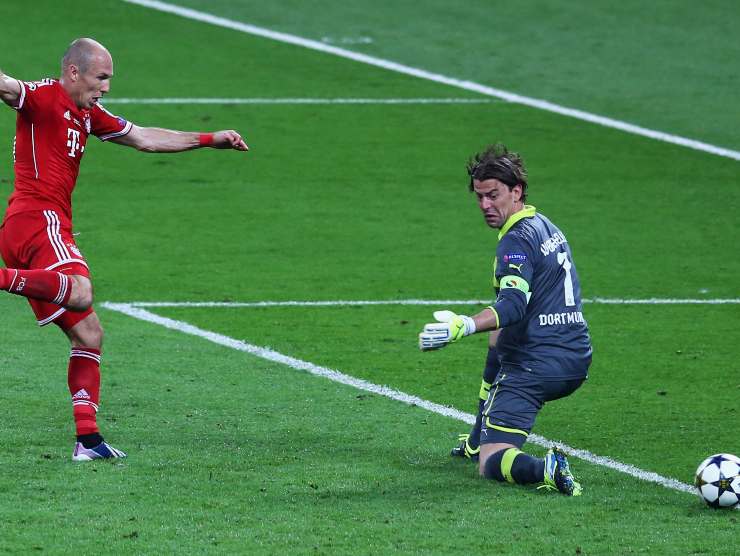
[72,441,127,462]
[450,433,480,462]
[539,446,582,496]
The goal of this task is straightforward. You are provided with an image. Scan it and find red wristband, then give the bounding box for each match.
[198,133,214,146]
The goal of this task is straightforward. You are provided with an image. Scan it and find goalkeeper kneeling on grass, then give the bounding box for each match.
[419,143,592,496]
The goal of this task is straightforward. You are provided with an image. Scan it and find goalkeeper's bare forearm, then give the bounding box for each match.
[472,307,500,334]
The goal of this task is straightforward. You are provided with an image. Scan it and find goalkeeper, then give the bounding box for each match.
[418,144,592,495]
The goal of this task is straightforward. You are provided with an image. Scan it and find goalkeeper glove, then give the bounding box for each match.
[418,310,476,351]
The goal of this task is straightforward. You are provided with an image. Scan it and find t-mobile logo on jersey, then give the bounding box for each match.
[66,128,81,158]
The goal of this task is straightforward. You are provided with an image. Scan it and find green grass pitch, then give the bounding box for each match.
[0,1,738,554]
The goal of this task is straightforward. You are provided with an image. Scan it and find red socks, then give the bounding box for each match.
[68,348,101,436]
[2,270,100,437]
[0,268,72,306]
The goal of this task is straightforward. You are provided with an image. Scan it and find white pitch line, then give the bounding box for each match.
[121,0,740,162]
[586,297,740,305]
[120,297,740,308]
[102,301,699,500]
[103,97,496,105]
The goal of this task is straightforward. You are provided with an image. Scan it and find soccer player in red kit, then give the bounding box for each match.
[0,38,248,461]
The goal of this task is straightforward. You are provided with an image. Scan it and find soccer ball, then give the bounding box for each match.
[694,453,740,508]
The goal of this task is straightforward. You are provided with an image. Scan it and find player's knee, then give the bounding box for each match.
[66,313,104,349]
[67,275,93,310]
[480,449,507,481]
[86,321,104,348]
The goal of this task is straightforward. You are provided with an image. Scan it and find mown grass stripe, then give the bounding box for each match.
[103,97,497,105]
[117,298,740,308]
[121,0,740,161]
[101,301,703,501]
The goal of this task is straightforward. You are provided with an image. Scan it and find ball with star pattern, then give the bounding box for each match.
[694,453,740,509]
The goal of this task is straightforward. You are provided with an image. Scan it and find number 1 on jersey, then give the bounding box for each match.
[557,251,576,307]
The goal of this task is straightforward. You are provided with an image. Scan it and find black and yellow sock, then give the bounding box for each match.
[467,346,500,449]
[483,448,545,485]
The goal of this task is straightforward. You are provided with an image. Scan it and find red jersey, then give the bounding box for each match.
[5,78,131,222]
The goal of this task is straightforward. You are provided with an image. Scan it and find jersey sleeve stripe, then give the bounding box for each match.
[98,120,132,141]
[31,124,39,179]
[486,305,500,329]
[97,103,116,117]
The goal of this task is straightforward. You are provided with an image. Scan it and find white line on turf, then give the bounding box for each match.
[101,301,698,499]
[103,97,496,105]
[121,298,740,308]
[121,0,740,162]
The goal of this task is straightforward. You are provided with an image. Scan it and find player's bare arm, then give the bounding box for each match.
[110,124,248,153]
[473,306,499,332]
[0,69,21,106]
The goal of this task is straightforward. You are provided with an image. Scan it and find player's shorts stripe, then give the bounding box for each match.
[98,120,132,141]
[479,379,492,402]
[491,424,529,437]
[43,211,66,263]
[52,273,69,305]
[49,211,70,260]
[43,210,66,261]
[482,382,500,417]
[37,307,66,327]
[14,80,26,111]
[45,259,88,271]
[44,210,71,263]
[49,211,71,261]
[31,124,39,179]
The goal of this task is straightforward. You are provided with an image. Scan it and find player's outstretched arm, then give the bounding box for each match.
[0,69,22,107]
[110,124,248,153]
[418,307,499,351]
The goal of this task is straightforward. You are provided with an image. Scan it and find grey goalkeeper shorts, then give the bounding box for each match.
[479,370,585,448]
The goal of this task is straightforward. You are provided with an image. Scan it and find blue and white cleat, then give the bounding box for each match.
[540,446,582,496]
[72,441,127,462]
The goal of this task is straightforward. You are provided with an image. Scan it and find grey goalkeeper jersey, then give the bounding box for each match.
[490,206,592,380]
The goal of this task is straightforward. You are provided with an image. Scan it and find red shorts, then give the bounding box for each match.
[0,209,92,328]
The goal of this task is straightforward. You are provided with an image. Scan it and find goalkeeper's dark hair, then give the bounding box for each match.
[466,143,528,202]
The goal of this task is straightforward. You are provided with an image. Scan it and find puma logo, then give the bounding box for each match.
[509,263,523,272]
